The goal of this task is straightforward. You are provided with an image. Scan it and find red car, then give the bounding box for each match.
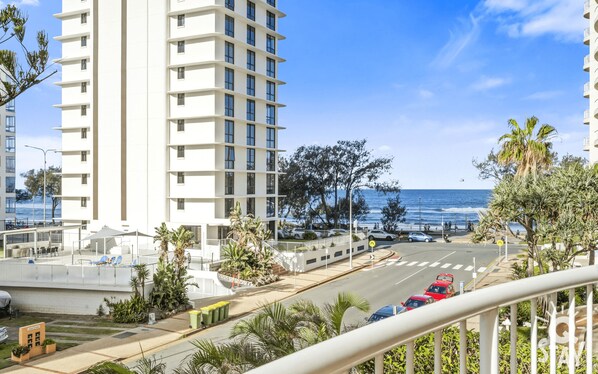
[436,273,454,284]
[424,280,455,301]
[401,294,435,311]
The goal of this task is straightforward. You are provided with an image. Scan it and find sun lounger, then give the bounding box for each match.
[112,255,122,266]
[92,255,108,265]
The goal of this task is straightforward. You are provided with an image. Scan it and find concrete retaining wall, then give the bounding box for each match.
[277,239,369,272]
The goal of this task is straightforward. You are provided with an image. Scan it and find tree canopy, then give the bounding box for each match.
[20,166,61,220]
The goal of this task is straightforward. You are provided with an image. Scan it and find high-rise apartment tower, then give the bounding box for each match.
[585,0,598,163]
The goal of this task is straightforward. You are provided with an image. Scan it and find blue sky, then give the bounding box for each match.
[11,0,588,189]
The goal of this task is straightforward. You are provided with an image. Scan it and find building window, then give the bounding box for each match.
[225,172,234,195]
[225,0,234,11]
[246,99,255,121]
[247,50,255,71]
[81,59,87,70]
[177,198,185,210]
[246,124,255,145]
[266,127,275,148]
[5,156,14,173]
[5,116,15,132]
[5,198,15,214]
[247,173,255,194]
[177,93,185,106]
[81,13,88,24]
[5,177,14,193]
[178,67,185,79]
[225,15,234,37]
[225,120,235,143]
[225,41,234,63]
[178,41,186,54]
[225,146,235,169]
[266,104,275,125]
[247,197,255,216]
[247,25,255,46]
[267,197,275,218]
[177,172,185,184]
[225,67,234,90]
[79,197,86,208]
[81,105,87,116]
[267,0,276,6]
[247,75,255,96]
[177,14,185,27]
[225,94,234,117]
[81,82,87,93]
[82,174,88,184]
[266,81,275,101]
[81,36,87,47]
[6,100,14,111]
[5,137,14,153]
[177,145,185,158]
[225,198,234,218]
[247,1,255,21]
[81,128,87,139]
[177,119,185,131]
[266,150,275,171]
[267,58,275,78]
[81,151,87,162]
[247,148,255,170]
[266,35,275,54]
[267,174,275,194]
[266,11,275,31]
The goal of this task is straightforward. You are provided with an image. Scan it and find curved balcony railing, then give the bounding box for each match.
[250,265,598,374]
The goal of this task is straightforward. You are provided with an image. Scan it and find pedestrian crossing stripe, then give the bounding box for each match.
[453,264,463,270]
[406,261,418,267]
[441,263,452,269]
[478,267,487,272]
[430,262,441,267]
[366,259,488,273]
[397,261,408,266]
[417,262,429,267]
[464,265,474,271]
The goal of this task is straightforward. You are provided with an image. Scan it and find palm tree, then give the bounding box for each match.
[154,223,171,263]
[134,264,150,299]
[169,226,194,274]
[497,116,557,177]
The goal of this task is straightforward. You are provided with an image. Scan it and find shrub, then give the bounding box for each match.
[11,345,30,358]
[330,242,336,247]
[42,338,56,346]
[104,295,149,323]
[150,261,194,315]
[352,234,360,242]
[302,232,318,241]
[97,303,106,317]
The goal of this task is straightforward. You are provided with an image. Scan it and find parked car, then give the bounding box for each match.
[0,327,7,344]
[407,232,434,242]
[290,228,322,240]
[436,273,454,284]
[368,230,398,241]
[327,228,348,237]
[366,305,406,324]
[424,281,455,301]
[277,229,292,239]
[401,294,435,311]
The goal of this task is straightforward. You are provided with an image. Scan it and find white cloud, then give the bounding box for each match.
[19,0,40,5]
[378,145,392,152]
[471,76,510,91]
[432,14,481,69]
[418,89,434,99]
[523,90,563,100]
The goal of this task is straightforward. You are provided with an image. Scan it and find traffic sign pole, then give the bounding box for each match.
[369,240,376,269]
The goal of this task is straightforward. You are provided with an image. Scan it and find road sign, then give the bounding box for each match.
[369,240,376,248]
[496,239,504,247]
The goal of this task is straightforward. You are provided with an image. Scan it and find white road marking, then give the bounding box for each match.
[464,265,474,271]
[395,251,456,286]
[396,261,408,266]
[478,267,487,272]
[453,264,463,270]
[429,262,440,267]
[441,263,452,269]
[406,261,418,267]
[417,262,429,267]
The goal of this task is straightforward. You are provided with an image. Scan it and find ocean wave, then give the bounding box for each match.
[442,207,487,214]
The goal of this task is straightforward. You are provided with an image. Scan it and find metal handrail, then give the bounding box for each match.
[250,265,598,374]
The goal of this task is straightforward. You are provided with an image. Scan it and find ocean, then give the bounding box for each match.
[13,197,61,224]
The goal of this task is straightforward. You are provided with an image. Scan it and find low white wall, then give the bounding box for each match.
[277,240,369,272]
[186,270,232,300]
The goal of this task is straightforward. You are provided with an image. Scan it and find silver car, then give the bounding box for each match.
[368,230,398,241]
[0,327,7,344]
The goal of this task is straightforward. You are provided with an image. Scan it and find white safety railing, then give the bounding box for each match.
[250,265,598,374]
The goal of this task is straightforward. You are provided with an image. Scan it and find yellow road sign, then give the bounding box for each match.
[369,240,376,248]
[496,240,504,247]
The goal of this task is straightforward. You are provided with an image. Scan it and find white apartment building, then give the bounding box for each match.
[1,97,16,226]
[55,0,285,246]
[585,0,598,163]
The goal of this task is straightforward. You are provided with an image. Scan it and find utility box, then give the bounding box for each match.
[189,310,201,329]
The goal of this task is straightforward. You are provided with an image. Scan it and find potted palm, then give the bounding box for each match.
[42,338,57,354]
[11,344,31,363]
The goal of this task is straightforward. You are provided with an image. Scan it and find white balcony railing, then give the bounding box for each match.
[585,0,590,18]
[584,82,590,98]
[585,28,590,45]
[584,137,590,151]
[251,266,598,374]
[585,109,590,123]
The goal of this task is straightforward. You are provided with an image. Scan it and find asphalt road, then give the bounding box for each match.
[126,241,506,372]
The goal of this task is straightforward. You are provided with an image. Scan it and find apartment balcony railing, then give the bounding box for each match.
[585,0,590,18]
[584,82,590,98]
[584,109,590,124]
[585,28,590,45]
[585,55,590,71]
[251,265,598,374]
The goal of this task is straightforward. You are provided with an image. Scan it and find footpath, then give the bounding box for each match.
[1,247,397,374]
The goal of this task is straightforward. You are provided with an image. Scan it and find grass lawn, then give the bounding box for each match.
[0,341,17,370]
[0,316,52,328]
[46,325,124,336]
[53,320,135,328]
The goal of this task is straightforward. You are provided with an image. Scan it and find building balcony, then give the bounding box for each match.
[584,55,590,71]
[584,137,590,151]
[585,0,590,18]
[584,82,590,98]
[585,28,590,45]
[594,106,598,119]
[584,109,590,124]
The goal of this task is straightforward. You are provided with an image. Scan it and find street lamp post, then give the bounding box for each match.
[349,187,354,269]
[24,145,56,226]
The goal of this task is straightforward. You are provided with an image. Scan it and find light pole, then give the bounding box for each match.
[24,145,57,226]
[349,187,354,269]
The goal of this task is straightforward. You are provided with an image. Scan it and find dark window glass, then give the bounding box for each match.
[247,25,255,46]
[178,67,185,79]
[81,82,87,93]
[5,177,14,193]
[267,174,275,194]
[5,116,15,132]
[5,197,15,213]
[178,14,185,27]
[247,75,255,96]
[81,105,87,116]
[266,81,275,101]
[5,137,14,153]
[225,198,234,218]
[177,93,185,106]
[225,146,235,169]
[225,15,235,37]
[225,41,234,63]
[266,150,275,171]
[266,35,275,53]
[266,127,275,148]
[225,120,235,143]
[177,146,185,158]
[267,58,276,78]
[225,0,234,11]
[266,104,275,125]
[177,198,185,210]
[82,174,88,184]
[81,151,87,162]
[247,197,255,216]
[267,0,276,6]
[81,13,87,24]
[81,36,87,47]
[225,172,234,195]
[81,197,87,208]
[177,40,185,53]
[225,68,234,90]
[5,156,15,173]
[247,50,255,71]
[177,172,185,184]
[267,197,275,217]
[247,148,255,170]
[81,59,87,70]
[246,124,255,145]
[225,94,235,117]
[246,99,255,121]
[247,1,256,21]
[81,128,87,139]
[247,173,255,194]
[266,11,275,31]
[177,119,185,131]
